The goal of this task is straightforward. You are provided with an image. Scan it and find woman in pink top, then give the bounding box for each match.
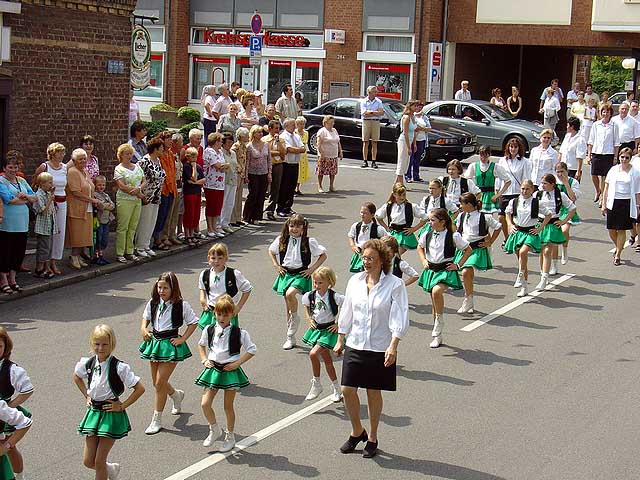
[316,115,343,193]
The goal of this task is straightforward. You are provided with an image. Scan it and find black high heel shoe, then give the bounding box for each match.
[340,429,368,454]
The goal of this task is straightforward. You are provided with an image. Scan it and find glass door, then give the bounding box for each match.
[235,58,261,93]
[294,61,320,109]
[192,57,230,101]
[267,60,292,104]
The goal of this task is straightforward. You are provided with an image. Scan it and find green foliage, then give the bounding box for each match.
[149,103,177,113]
[144,119,168,139]
[177,106,202,123]
[179,122,202,143]
[590,56,630,95]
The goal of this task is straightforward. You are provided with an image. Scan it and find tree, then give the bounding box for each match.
[590,56,630,94]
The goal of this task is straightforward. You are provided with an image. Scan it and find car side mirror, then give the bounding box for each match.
[481,118,490,125]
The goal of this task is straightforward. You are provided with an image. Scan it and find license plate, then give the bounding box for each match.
[463,146,475,153]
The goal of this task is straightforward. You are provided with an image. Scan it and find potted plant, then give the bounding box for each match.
[150,103,182,128]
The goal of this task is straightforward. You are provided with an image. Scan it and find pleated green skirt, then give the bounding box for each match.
[539,223,566,244]
[195,366,249,390]
[390,230,418,249]
[302,327,338,349]
[272,272,312,296]
[1,454,14,480]
[454,247,492,271]
[418,268,463,293]
[504,230,541,254]
[480,191,499,213]
[77,407,131,439]
[349,252,364,273]
[139,337,192,362]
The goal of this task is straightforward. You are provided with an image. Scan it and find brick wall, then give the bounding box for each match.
[165,0,190,107]
[415,0,443,101]
[4,0,136,178]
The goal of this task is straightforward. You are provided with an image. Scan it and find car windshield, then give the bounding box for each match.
[477,103,513,121]
[385,102,404,121]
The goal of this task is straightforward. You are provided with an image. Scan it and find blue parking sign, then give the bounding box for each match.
[249,35,262,52]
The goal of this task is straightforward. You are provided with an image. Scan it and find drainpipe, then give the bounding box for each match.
[415,0,425,99]
[439,0,449,100]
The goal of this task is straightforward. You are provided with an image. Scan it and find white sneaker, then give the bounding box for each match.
[117,256,128,264]
[135,249,149,258]
[203,424,223,447]
[144,412,162,435]
[145,248,157,257]
[106,462,121,480]
[456,296,474,314]
[287,313,300,336]
[549,261,558,276]
[220,430,236,452]
[305,378,323,400]
[170,389,184,415]
[535,276,549,291]
[330,383,342,403]
[207,231,218,238]
[517,283,528,297]
[514,272,524,288]
[282,336,296,350]
[430,336,442,348]
[561,247,568,265]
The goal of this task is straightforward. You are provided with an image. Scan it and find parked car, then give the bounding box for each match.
[303,97,477,165]
[422,100,558,154]
[607,91,627,115]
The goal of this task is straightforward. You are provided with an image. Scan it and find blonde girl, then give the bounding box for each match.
[295,116,310,195]
[301,267,344,402]
[417,178,458,237]
[375,183,427,254]
[73,325,145,480]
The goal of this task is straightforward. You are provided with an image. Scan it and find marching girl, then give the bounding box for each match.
[417,208,472,348]
[454,193,502,314]
[380,236,419,287]
[198,243,253,329]
[440,159,480,208]
[464,145,512,214]
[139,272,199,435]
[348,202,388,273]
[0,400,31,480]
[535,174,576,290]
[73,324,145,480]
[554,162,581,267]
[268,214,327,350]
[196,295,256,453]
[0,327,34,480]
[417,178,459,238]
[504,180,552,297]
[301,267,344,402]
[375,182,428,254]
[497,138,532,245]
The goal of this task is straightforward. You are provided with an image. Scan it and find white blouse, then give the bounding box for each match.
[559,133,587,171]
[418,230,469,263]
[142,300,199,331]
[538,190,575,218]
[505,196,539,227]
[375,202,427,226]
[198,325,257,364]
[421,194,458,215]
[0,400,32,439]
[198,267,253,306]
[338,272,409,352]
[456,210,501,242]
[268,236,326,268]
[302,290,345,325]
[612,115,640,144]
[497,156,532,195]
[556,177,581,201]
[347,221,389,248]
[438,176,480,205]
[588,120,620,155]
[74,355,140,402]
[0,360,34,396]
[529,145,559,186]
[605,165,640,217]
[397,259,419,278]
[463,162,511,185]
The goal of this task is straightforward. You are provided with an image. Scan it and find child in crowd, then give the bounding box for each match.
[347,202,388,273]
[73,324,145,480]
[0,400,31,480]
[269,214,327,350]
[139,272,199,435]
[198,243,253,329]
[582,97,597,141]
[92,175,115,265]
[418,178,458,237]
[183,147,206,246]
[196,295,256,452]
[464,145,511,214]
[380,236,419,286]
[32,172,58,278]
[376,182,427,254]
[0,327,34,480]
[301,267,343,402]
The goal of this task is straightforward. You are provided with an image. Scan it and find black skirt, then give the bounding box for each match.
[341,346,396,391]
[606,199,633,231]
[591,153,614,177]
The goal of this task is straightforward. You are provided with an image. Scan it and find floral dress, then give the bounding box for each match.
[138,155,166,205]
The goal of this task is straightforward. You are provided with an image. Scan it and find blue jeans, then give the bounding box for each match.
[95,223,110,252]
[153,193,174,240]
[406,140,426,180]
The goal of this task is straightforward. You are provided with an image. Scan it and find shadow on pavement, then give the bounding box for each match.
[396,365,475,386]
[226,451,320,477]
[241,384,306,405]
[442,345,533,367]
[491,314,557,330]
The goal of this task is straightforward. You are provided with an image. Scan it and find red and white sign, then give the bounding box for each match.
[203,30,310,48]
[365,64,411,73]
[427,42,442,102]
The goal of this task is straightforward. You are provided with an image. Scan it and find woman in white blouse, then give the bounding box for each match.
[529,129,559,189]
[334,239,408,459]
[587,103,619,204]
[601,147,640,265]
[558,117,587,181]
[497,138,532,244]
[540,89,560,132]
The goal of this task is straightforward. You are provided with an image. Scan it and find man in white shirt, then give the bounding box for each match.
[277,118,306,217]
[566,82,581,118]
[212,83,232,121]
[275,84,299,120]
[612,101,640,152]
[630,100,639,123]
[360,86,384,169]
[454,80,472,101]
[539,78,564,112]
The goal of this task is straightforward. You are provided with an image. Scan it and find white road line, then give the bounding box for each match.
[609,243,631,253]
[460,273,575,332]
[163,395,335,480]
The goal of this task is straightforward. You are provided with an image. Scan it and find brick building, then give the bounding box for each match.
[0,0,137,174]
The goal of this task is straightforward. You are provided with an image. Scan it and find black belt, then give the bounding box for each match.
[469,240,484,249]
[390,223,409,232]
[284,266,307,275]
[314,321,335,331]
[153,329,179,340]
[427,261,452,272]
[516,225,536,233]
[90,398,119,411]
[548,217,560,223]
[212,361,229,372]
[479,186,494,193]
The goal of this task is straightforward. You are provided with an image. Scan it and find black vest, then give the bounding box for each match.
[150,299,184,329]
[206,324,242,356]
[423,195,446,211]
[458,212,488,237]
[85,356,125,397]
[513,196,539,220]
[392,257,403,278]
[424,229,456,259]
[537,188,562,215]
[354,221,379,241]
[279,236,312,268]
[0,360,15,400]
[387,202,414,229]
[442,176,469,195]
[202,267,239,299]
[308,289,339,316]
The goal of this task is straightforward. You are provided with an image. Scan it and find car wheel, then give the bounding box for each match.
[420,147,432,166]
[503,135,528,154]
[308,130,318,156]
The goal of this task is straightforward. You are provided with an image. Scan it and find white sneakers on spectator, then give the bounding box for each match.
[457,296,474,314]
[145,248,156,257]
[144,411,162,435]
[305,378,323,400]
[170,389,184,415]
[203,423,223,447]
[117,256,127,263]
[106,462,120,480]
[135,249,149,258]
[222,227,234,234]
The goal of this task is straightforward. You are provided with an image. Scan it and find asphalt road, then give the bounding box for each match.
[2,156,639,480]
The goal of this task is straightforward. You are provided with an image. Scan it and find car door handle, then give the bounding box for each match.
[457,122,466,127]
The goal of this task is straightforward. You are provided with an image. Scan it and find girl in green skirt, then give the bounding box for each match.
[140,272,199,435]
[73,324,145,480]
[417,208,472,348]
[417,178,459,238]
[375,182,427,254]
[554,162,581,267]
[0,327,34,480]
[454,193,502,314]
[268,214,327,350]
[301,267,344,402]
[463,145,512,214]
[505,180,552,297]
[0,400,31,480]
[535,174,576,290]
[197,295,256,453]
[347,202,388,273]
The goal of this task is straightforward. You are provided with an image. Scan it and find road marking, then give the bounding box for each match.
[163,395,335,480]
[609,243,632,253]
[460,273,575,332]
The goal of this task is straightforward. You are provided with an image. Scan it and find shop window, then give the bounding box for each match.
[268,60,291,104]
[235,0,275,27]
[362,0,415,31]
[365,35,412,53]
[147,26,164,43]
[364,63,410,102]
[276,0,324,28]
[134,0,165,24]
[235,58,261,93]
[192,57,231,101]
[135,55,163,99]
[190,0,233,26]
[295,61,320,109]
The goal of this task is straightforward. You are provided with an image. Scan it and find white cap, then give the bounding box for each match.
[253,90,263,97]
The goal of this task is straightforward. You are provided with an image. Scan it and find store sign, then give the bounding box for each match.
[131,25,152,89]
[427,42,442,102]
[203,30,310,48]
[324,29,345,44]
[366,64,410,100]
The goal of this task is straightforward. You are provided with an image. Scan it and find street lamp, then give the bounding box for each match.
[622,52,640,100]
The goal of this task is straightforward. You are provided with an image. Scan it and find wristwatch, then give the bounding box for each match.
[3,441,12,450]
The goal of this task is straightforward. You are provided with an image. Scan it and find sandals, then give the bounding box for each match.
[1,285,13,295]
[8,283,22,292]
[613,257,622,266]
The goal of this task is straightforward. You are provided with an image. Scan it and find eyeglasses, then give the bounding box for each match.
[361,256,378,263]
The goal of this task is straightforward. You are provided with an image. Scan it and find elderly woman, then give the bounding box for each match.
[180,128,204,168]
[220,133,238,232]
[240,96,260,128]
[113,143,146,263]
[217,103,242,138]
[0,155,36,293]
[334,239,408,459]
[201,84,218,141]
[135,137,166,257]
[587,103,619,204]
[162,133,184,244]
[230,127,249,226]
[153,131,177,250]
[65,148,98,270]
[316,115,343,193]
[79,135,100,180]
[33,143,67,274]
[243,125,271,224]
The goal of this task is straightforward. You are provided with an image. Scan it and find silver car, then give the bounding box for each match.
[423,100,558,153]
